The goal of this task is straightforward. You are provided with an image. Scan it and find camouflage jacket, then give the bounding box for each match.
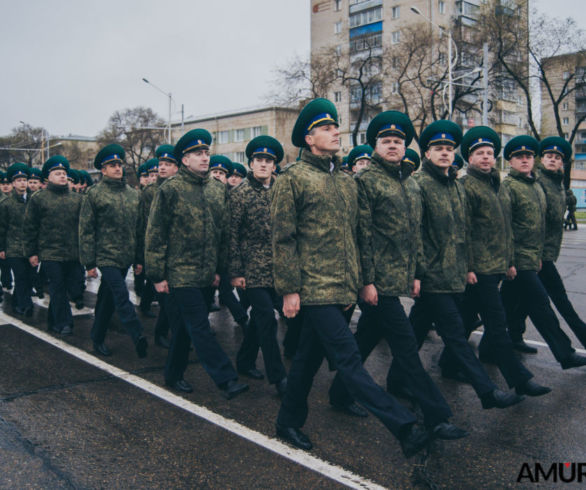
[462,166,512,275]
[415,160,468,293]
[23,183,82,262]
[145,166,228,288]
[0,190,27,258]
[501,169,546,272]
[357,151,424,297]
[229,173,274,288]
[537,167,565,262]
[136,180,160,264]
[270,148,360,305]
[78,176,140,270]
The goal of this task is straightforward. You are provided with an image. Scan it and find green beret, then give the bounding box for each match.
[28,167,42,180]
[137,163,148,178]
[67,168,80,184]
[419,120,463,152]
[174,128,212,161]
[80,170,94,186]
[230,162,247,178]
[348,145,373,166]
[42,155,70,178]
[0,171,8,184]
[209,155,232,174]
[7,162,30,181]
[155,144,177,164]
[367,111,415,148]
[402,148,421,171]
[145,158,159,173]
[461,126,501,161]
[539,136,572,161]
[291,98,339,148]
[452,154,464,170]
[94,144,125,170]
[246,135,284,164]
[504,135,539,160]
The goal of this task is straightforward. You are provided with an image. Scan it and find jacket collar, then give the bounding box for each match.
[422,159,457,184]
[179,165,208,185]
[47,182,70,194]
[539,166,564,184]
[101,175,126,190]
[467,165,501,191]
[300,148,340,173]
[509,168,536,184]
[371,151,402,179]
[247,172,273,190]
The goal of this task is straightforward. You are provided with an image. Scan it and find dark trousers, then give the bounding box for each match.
[91,266,143,345]
[44,261,78,331]
[277,305,416,438]
[456,275,533,388]
[30,264,43,294]
[503,270,575,363]
[139,278,156,312]
[331,296,452,428]
[66,262,85,302]
[7,257,32,311]
[219,273,248,325]
[154,291,170,338]
[283,314,303,358]
[165,287,237,386]
[411,292,496,398]
[134,269,145,296]
[0,258,12,288]
[236,288,287,384]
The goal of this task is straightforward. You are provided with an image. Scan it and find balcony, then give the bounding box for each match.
[349,0,382,15]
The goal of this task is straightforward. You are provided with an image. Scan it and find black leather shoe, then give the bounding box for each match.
[515,379,551,396]
[220,380,249,400]
[238,368,264,380]
[512,340,538,354]
[432,422,469,440]
[60,325,73,336]
[275,377,287,398]
[481,389,525,409]
[135,336,148,358]
[561,352,586,370]
[399,424,431,458]
[74,299,85,310]
[166,379,193,393]
[93,342,112,356]
[155,335,170,349]
[441,368,471,384]
[276,424,312,450]
[331,402,369,418]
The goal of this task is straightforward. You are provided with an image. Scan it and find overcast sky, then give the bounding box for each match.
[0,0,583,138]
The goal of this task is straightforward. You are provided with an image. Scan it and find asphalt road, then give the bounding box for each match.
[1,228,585,489]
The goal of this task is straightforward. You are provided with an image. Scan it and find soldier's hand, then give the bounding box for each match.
[0,251,5,260]
[134,264,143,275]
[506,266,517,280]
[359,284,378,306]
[411,279,421,298]
[231,277,246,289]
[29,255,39,267]
[87,268,98,278]
[155,280,169,294]
[466,272,478,285]
[212,274,220,288]
[283,293,300,318]
[538,260,542,272]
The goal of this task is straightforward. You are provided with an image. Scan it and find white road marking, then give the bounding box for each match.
[470,330,586,355]
[0,313,386,490]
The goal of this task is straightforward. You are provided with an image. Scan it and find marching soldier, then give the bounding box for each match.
[0,171,12,291]
[27,168,42,194]
[227,162,247,190]
[348,145,372,174]
[23,156,83,335]
[138,163,150,189]
[272,98,431,457]
[145,129,248,399]
[401,148,420,177]
[564,188,578,230]
[340,156,353,175]
[209,155,232,184]
[229,135,288,396]
[500,136,586,369]
[328,111,468,439]
[146,158,159,184]
[0,171,13,195]
[79,144,148,358]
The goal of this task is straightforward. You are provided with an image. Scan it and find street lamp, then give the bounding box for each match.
[411,6,458,120]
[142,78,172,143]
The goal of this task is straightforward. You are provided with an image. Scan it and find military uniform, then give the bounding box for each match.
[79,144,147,358]
[0,171,12,292]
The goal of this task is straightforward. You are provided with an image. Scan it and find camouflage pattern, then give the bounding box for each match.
[270,148,360,305]
[23,183,82,261]
[78,176,140,270]
[462,166,512,275]
[0,190,28,258]
[537,167,565,262]
[145,166,228,288]
[501,168,546,272]
[136,180,158,265]
[356,151,424,297]
[229,173,274,288]
[415,160,468,293]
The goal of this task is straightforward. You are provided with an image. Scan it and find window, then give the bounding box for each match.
[349,7,382,28]
[563,102,569,111]
[218,130,229,144]
[438,52,446,65]
[391,31,401,44]
[439,0,446,14]
[563,71,570,80]
[391,81,399,94]
[392,6,400,19]
[359,132,367,144]
[252,126,263,137]
[334,0,341,11]
[335,44,342,56]
[335,21,342,34]
[234,151,246,163]
[335,91,342,102]
[563,117,570,125]
[392,56,400,68]
[349,33,382,54]
[234,128,245,142]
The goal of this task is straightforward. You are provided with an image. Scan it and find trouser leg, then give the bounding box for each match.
[154,292,170,338]
[44,261,73,331]
[218,273,248,324]
[501,279,526,343]
[164,293,191,384]
[140,278,156,312]
[7,258,32,311]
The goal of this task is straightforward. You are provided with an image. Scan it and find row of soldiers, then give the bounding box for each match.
[2,97,585,459]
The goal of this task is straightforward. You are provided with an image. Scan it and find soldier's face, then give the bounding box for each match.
[12,177,28,194]
[28,180,41,192]
[0,183,11,193]
[468,146,495,173]
[375,136,405,163]
[101,162,123,180]
[49,170,67,186]
[541,152,563,172]
[158,160,178,178]
[227,174,243,187]
[148,171,158,183]
[305,124,340,155]
[352,158,370,173]
[210,169,227,183]
[425,145,455,172]
[139,175,149,186]
[509,153,534,176]
[250,157,275,182]
[183,149,210,174]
